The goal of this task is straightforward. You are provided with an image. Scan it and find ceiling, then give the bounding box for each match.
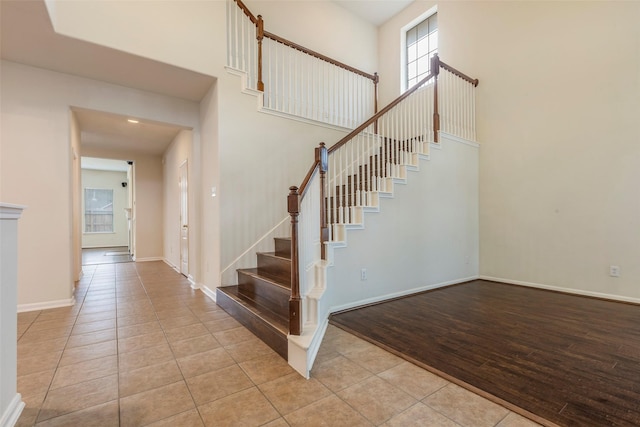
[81,157,129,172]
[73,108,186,156]
[334,0,414,26]
[1,0,411,158]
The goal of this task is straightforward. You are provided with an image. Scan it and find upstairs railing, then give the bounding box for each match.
[288,55,478,335]
[227,0,378,128]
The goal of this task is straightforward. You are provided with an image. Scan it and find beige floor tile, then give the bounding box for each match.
[423,384,510,427]
[75,310,116,325]
[154,307,195,320]
[259,372,332,415]
[17,351,62,377]
[116,305,157,319]
[118,341,174,372]
[18,311,41,324]
[37,374,118,422]
[164,323,210,344]
[19,327,72,344]
[284,395,373,427]
[170,333,221,359]
[239,353,295,385]
[117,320,163,339]
[58,340,117,366]
[344,344,404,374]
[146,409,204,427]
[378,362,449,400]
[212,326,257,346]
[261,418,290,427]
[118,330,167,354]
[194,309,231,323]
[311,355,372,392]
[77,304,117,316]
[177,347,236,379]
[51,355,118,389]
[203,317,241,333]
[116,312,158,327]
[71,318,116,335]
[15,406,39,427]
[198,387,279,427]
[119,381,195,427]
[65,328,116,349]
[186,365,253,406]
[35,307,77,322]
[337,375,417,425]
[27,317,76,333]
[496,412,543,427]
[17,369,55,399]
[159,314,201,330]
[119,360,183,397]
[18,337,67,358]
[383,402,462,426]
[224,337,275,363]
[35,400,119,427]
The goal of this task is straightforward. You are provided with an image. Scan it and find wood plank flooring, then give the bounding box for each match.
[329,280,640,427]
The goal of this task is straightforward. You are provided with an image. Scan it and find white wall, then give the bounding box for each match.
[70,111,82,282]
[81,169,129,248]
[0,60,200,307]
[379,1,640,300]
[325,136,479,313]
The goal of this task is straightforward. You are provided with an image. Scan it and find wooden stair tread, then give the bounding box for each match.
[217,286,288,334]
[238,268,291,290]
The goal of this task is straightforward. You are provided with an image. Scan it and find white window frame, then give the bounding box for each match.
[84,188,114,234]
[400,5,438,93]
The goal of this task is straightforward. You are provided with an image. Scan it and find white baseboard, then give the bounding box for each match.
[188,276,199,290]
[480,275,640,305]
[330,275,479,314]
[0,393,24,427]
[18,296,76,313]
[201,285,217,303]
[135,257,164,263]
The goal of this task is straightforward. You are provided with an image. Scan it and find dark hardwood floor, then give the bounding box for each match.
[330,280,640,427]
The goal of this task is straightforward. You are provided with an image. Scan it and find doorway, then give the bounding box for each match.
[179,160,189,277]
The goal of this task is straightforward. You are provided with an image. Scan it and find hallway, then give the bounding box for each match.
[16,261,538,426]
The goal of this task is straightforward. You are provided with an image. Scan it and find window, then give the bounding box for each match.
[84,188,114,233]
[406,13,438,88]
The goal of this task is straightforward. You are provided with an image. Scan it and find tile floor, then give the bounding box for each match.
[15,261,542,426]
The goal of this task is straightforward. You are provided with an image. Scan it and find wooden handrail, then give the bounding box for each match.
[234,0,257,24]
[263,31,377,82]
[328,70,436,154]
[440,59,479,87]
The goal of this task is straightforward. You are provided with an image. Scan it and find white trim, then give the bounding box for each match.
[439,132,480,148]
[330,276,478,314]
[200,285,217,303]
[288,317,329,379]
[188,275,199,290]
[480,276,640,305]
[0,203,27,220]
[18,296,76,313]
[81,245,129,249]
[0,393,24,427]
[258,106,353,133]
[135,257,164,263]
[163,258,180,273]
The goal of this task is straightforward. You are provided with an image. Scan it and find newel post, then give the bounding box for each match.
[257,15,265,92]
[288,186,302,335]
[432,53,441,143]
[317,143,329,260]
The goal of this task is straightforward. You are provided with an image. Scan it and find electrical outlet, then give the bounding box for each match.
[609,265,620,277]
[360,268,367,281]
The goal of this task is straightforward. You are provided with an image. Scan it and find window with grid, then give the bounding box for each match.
[406,13,438,88]
[84,188,114,233]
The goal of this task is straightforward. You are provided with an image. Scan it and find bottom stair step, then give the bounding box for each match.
[216,286,288,360]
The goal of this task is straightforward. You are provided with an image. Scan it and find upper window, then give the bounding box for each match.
[84,188,114,233]
[406,13,438,88]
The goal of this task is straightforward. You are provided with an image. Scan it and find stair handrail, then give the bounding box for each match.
[287,54,479,335]
[229,0,379,114]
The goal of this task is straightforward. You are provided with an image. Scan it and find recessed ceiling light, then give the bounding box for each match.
[127,119,139,124]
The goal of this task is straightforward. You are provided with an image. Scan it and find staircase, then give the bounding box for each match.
[216,237,292,359]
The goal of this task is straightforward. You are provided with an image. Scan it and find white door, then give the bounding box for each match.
[179,161,189,277]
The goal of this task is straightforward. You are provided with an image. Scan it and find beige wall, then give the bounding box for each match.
[380,1,640,299]
[1,60,199,307]
[81,169,129,248]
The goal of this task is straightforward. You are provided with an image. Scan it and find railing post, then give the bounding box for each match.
[431,54,440,143]
[256,15,265,92]
[317,143,329,260]
[373,72,379,134]
[288,186,301,335]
